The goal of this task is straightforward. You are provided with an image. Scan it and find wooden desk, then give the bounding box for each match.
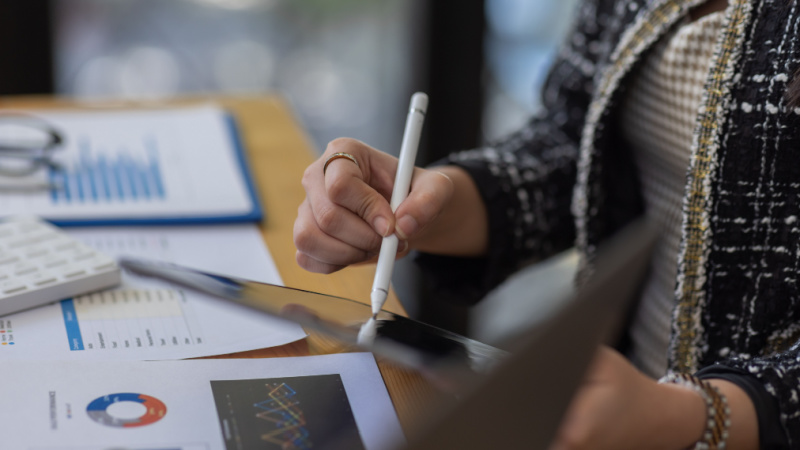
[1,94,440,435]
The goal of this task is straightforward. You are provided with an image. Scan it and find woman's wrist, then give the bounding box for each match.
[653,376,758,450]
[705,379,758,450]
[653,380,710,448]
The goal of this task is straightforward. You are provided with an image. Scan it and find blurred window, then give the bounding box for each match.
[54,0,418,153]
[482,0,579,141]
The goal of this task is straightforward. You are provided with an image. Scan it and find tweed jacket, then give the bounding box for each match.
[420,0,800,443]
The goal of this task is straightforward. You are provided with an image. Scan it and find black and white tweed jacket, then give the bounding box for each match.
[426,0,800,442]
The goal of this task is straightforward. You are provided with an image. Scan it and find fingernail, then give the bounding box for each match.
[396,215,418,240]
[373,216,390,236]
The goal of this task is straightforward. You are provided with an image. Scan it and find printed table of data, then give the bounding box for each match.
[61,289,204,352]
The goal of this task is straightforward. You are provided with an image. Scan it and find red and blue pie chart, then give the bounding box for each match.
[86,393,167,428]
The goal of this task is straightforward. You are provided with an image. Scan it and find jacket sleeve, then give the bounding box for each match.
[697,347,800,447]
[695,365,790,448]
[416,1,609,305]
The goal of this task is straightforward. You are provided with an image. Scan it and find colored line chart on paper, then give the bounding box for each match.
[254,383,311,449]
[211,374,365,450]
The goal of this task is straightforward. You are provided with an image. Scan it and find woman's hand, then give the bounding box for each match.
[551,346,758,450]
[293,138,455,274]
[552,346,707,450]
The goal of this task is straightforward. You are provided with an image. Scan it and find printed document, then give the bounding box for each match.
[0,105,261,224]
[0,224,306,360]
[1,353,405,450]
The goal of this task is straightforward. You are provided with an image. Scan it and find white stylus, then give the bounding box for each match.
[370,92,428,317]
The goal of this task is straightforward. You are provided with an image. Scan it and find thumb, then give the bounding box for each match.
[361,188,397,237]
[324,159,397,237]
[393,168,454,240]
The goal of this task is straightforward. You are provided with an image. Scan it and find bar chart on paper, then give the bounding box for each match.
[48,138,166,205]
[0,106,261,224]
[60,288,205,352]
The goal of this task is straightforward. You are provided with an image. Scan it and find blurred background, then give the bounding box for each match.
[0,0,579,342]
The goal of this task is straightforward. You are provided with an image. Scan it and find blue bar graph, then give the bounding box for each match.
[49,137,166,204]
[61,299,85,351]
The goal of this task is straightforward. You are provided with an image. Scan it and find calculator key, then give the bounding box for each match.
[62,268,87,279]
[0,280,27,295]
[0,253,19,265]
[22,271,57,287]
[9,236,40,249]
[13,263,37,276]
[92,260,117,271]
[72,252,95,262]
[25,246,49,258]
[79,254,117,270]
[33,232,59,244]
[54,240,79,251]
[59,247,92,261]
[43,257,68,268]
[15,220,44,233]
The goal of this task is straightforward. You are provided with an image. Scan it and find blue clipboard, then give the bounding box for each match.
[48,112,263,227]
[0,105,265,227]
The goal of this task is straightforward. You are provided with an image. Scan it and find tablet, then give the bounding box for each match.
[119,255,507,390]
[120,218,656,449]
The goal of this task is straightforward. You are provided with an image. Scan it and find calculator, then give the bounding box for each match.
[0,216,121,316]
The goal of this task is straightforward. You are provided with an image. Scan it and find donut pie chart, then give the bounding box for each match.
[86,393,167,428]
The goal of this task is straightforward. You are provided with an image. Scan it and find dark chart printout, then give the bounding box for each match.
[211,375,365,450]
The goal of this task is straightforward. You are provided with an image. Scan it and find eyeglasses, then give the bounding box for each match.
[0,113,64,177]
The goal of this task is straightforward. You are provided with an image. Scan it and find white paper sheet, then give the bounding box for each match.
[0,105,259,223]
[0,224,306,360]
[1,353,405,450]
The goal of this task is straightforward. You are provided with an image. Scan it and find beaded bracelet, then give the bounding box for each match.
[658,373,731,450]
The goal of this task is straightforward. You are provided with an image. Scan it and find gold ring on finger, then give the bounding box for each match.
[323,152,360,175]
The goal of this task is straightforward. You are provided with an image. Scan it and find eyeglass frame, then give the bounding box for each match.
[0,112,64,177]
